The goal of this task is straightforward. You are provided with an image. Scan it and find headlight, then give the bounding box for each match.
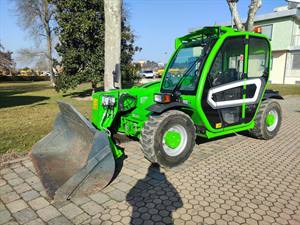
[102,96,115,106]
[154,93,172,103]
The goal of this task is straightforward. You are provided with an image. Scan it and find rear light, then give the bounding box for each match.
[154,93,172,103]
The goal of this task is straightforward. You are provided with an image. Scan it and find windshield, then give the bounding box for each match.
[161,45,205,92]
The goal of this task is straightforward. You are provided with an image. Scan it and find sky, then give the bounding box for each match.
[0,0,287,67]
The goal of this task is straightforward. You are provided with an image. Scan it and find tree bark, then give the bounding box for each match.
[91,81,97,94]
[227,0,245,31]
[44,0,55,86]
[245,0,262,31]
[46,28,55,86]
[104,0,122,91]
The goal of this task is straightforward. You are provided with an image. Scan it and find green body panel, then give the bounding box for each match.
[108,137,123,159]
[92,81,160,137]
[205,122,255,139]
[91,26,271,142]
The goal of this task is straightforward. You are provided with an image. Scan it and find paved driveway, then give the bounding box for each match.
[0,97,299,225]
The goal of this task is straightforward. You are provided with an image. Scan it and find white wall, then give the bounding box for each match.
[256,18,294,51]
[285,51,300,84]
[270,51,286,84]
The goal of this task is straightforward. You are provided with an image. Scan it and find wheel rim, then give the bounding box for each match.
[266,109,279,132]
[162,125,188,157]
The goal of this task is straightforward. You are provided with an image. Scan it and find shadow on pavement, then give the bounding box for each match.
[126,164,183,225]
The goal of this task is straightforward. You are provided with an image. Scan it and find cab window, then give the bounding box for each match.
[248,37,270,78]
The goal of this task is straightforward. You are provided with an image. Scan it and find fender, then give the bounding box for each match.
[147,102,192,114]
[263,89,284,100]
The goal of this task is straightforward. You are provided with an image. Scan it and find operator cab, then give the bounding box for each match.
[156,26,271,132]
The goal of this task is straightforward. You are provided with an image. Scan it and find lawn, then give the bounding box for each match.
[268,84,300,96]
[0,81,93,159]
[0,81,299,159]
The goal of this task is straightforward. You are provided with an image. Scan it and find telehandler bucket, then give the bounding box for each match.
[30,102,115,201]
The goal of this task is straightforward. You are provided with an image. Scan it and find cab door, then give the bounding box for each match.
[201,35,270,131]
[201,36,247,130]
[244,36,270,123]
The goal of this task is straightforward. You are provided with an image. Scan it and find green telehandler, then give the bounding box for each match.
[30,26,283,201]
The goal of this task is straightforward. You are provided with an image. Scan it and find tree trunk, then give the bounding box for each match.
[46,30,55,86]
[104,0,122,91]
[227,0,245,31]
[245,0,262,31]
[44,0,55,87]
[91,82,97,94]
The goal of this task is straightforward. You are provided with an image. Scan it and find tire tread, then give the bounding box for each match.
[249,100,282,140]
[140,110,195,165]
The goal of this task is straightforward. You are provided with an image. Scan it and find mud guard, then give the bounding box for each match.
[147,102,192,114]
[263,89,284,100]
[30,102,116,201]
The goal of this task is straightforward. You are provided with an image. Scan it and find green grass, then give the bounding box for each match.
[269,84,300,96]
[0,81,299,156]
[0,81,93,155]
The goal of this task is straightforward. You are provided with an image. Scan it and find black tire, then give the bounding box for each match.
[249,100,282,140]
[140,110,196,168]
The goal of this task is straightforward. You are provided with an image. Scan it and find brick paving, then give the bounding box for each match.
[0,96,299,225]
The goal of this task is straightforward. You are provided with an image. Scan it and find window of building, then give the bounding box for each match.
[292,53,300,70]
[270,56,273,71]
[261,25,273,40]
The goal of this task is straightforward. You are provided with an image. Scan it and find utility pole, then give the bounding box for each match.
[104,0,122,91]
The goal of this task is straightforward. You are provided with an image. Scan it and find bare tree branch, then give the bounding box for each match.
[0,42,16,74]
[13,0,56,85]
[227,0,245,31]
[16,48,48,71]
[246,0,262,31]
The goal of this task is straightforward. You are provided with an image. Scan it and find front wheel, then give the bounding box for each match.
[249,100,282,140]
[140,110,196,168]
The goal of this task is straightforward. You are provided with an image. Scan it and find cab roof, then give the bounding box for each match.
[175,26,268,49]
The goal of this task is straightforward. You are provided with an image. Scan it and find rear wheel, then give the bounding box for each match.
[249,100,282,140]
[140,110,196,168]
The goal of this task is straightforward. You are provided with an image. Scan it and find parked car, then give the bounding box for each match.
[41,71,58,77]
[141,70,155,78]
[41,71,51,76]
[156,69,165,77]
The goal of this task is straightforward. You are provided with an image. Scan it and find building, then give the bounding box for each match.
[254,1,300,84]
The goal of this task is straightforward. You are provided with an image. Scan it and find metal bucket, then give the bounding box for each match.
[30,102,115,201]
